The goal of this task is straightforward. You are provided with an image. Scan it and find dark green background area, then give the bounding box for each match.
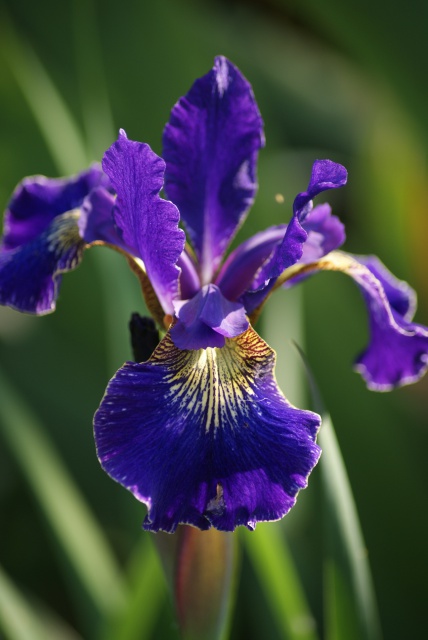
[0,1,427,638]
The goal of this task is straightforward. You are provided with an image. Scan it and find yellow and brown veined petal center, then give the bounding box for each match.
[152,326,271,434]
[94,324,321,532]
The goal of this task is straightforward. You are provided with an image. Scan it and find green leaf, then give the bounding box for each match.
[242,524,318,640]
[0,11,89,174]
[0,369,127,620]
[0,563,83,640]
[319,415,382,640]
[295,345,382,640]
[72,0,116,159]
[103,536,166,640]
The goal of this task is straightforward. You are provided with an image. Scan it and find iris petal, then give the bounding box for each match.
[2,165,108,251]
[353,254,416,321]
[0,211,84,314]
[94,327,321,533]
[171,284,249,350]
[245,160,347,297]
[347,255,428,389]
[163,56,264,283]
[278,252,428,390]
[79,187,125,248]
[102,130,185,314]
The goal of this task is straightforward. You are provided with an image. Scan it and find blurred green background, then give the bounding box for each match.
[0,0,427,638]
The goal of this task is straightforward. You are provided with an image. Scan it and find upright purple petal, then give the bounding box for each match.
[2,165,108,252]
[216,203,344,306]
[293,159,348,221]
[244,160,347,296]
[215,225,287,300]
[94,327,321,533]
[163,56,264,283]
[0,211,84,314]
[301,203,346,262]
[102,131,185,314]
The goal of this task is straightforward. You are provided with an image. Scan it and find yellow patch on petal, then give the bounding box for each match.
[148,326,276,434]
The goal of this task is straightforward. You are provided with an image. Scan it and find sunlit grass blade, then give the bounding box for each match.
[72,0,116,158]
[0,369,127,621]
[0,563,83,640]
[103,536,166,640]
[319,415,382,640]
[294,344,382,640]
[242,524,319,640]
[0,12,89,174]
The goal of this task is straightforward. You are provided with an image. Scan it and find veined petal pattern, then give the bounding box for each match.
[94,327,321,532]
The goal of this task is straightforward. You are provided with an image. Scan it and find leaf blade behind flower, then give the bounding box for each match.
[0,368,127,623]
[242,523,319,640]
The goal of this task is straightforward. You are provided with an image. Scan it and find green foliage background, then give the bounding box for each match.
[0,1,427,638]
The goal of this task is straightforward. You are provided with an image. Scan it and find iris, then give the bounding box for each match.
[1,56,428,532]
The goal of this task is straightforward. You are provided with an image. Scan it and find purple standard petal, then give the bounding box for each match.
[215,225,286,301]
[163,56,264,283]
[301,203,346,262]
[1,165,108,252]
[177,249,201,300]
[216,203,344,306]
[171,284,249,350]
[245,160,347,294]
[0,211,84,314]
[102,130,185,314]
[293,159,348,222]
[94,327,321,533]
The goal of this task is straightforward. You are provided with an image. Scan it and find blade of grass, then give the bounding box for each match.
[72,0,115,159]
[0,564,52,640]
[294,344,382,640]
[319,415,382,640]
[0,368,127,620]
[242,524,318,640]
[0,12,89,174]
[0,563,83,640]
[103,536,166,640]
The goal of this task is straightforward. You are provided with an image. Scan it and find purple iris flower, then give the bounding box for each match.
[1,56,428,533]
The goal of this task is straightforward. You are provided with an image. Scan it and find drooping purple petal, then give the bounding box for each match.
[170,284,249,350]
[102,130,185,314]
[0,211,84,314]
[1,165,108,252]
[346,255,428,389]
[94,327,321,533]
[354,254,417,321]
[283,252,428,390]
[163,56,264,283]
